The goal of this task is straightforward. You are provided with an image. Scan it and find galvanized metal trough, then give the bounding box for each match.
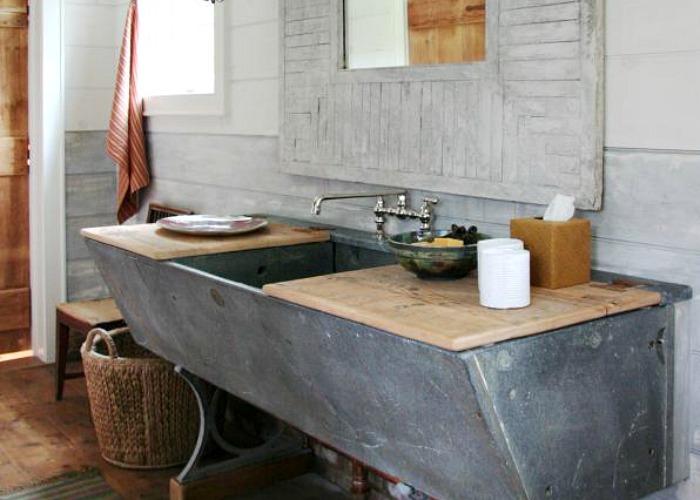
[85,228,692,500]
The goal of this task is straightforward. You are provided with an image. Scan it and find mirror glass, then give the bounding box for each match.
[345,0,486,70]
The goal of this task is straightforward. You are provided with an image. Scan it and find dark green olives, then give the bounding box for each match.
[445,224,480,245]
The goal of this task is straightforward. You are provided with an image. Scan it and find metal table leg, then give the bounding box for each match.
[175,366,309,485]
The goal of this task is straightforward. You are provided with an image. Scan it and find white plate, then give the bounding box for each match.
[157,215,268,236]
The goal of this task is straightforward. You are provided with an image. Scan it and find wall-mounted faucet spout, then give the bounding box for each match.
[311,189,438,239]
[311,190,407,215]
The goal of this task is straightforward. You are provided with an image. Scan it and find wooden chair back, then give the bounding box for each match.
[146,203,193,223]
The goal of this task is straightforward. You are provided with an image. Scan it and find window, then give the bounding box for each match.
[138,0,225,115]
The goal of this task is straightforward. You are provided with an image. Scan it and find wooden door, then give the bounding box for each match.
[408,0,485,65]
[0,0,30,354]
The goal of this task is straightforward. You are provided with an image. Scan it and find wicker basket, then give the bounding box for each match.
[81,327,199,469]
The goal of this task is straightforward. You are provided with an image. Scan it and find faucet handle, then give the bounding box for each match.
[418,196,439,235]
[417,197,438,240]
[421,197,439,207]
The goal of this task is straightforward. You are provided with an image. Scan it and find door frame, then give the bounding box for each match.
[28,0,65,362]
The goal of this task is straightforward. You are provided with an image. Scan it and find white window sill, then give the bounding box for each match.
[143,92,225,117]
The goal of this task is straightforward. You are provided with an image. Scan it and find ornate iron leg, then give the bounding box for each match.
[175,366,308,485]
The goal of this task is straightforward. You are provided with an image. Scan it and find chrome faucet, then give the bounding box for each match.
[417,197,439,237]
[311,190,407,216]
[311,190,439,239]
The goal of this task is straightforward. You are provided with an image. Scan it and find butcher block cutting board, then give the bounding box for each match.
[263,265,661,351]
[81,222,330,260]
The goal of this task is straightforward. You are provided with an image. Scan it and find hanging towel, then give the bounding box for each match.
[106,0,149,224]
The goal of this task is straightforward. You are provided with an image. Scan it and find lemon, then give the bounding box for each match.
[412,238,463,247]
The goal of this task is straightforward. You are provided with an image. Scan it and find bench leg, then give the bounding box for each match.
[55,322,70,401]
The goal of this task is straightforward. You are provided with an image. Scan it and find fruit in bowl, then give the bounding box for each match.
[387,225,490,279]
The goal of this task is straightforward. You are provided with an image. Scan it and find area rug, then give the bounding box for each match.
[0,468,120,499]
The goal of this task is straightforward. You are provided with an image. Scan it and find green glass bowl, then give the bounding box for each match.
[387,230,490,279]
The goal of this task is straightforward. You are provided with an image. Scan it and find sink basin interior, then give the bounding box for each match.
[174,241,396,289]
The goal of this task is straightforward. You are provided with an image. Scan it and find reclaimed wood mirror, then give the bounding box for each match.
[280,0,604,209]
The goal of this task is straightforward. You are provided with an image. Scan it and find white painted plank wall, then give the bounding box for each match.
[606,0,700,150]
[62,0,700,151]
[65,0,281,135]
[64,0,125,131]
[144,0,280,135]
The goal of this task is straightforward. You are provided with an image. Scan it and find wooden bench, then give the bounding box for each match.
[54,298,125,400]
[55,203,192,401]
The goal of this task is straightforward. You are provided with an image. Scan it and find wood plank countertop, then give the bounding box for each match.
[81,222,331,260]
[263,265,662,352]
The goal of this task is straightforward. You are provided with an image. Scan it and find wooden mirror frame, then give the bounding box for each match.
[280,0,604,209]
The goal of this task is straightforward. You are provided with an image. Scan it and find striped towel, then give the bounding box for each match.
[106,0,149,224]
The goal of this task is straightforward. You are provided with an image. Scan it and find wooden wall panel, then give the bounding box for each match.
[0,137,27,175]
[0,1,28,352]
[0,13,26,28]
[0,175,28,289]
[0,24,27,135]
[408,0,485,65]
[0,0,27,11]
[0,288,29,332]
[280,0,604,209]
[408,0,485,29]
[0,328,29,354]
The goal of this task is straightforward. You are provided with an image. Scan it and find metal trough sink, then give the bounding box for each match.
[83,226,689,500]
[172,236,396,289]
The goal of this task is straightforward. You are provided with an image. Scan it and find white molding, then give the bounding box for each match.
[28,0,66,363]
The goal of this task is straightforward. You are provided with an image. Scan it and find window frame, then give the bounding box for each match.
[142,2,226,117]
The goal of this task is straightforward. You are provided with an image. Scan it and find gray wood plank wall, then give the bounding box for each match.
[65,131,117,301]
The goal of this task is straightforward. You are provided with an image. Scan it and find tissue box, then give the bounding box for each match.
[510,218,591,289]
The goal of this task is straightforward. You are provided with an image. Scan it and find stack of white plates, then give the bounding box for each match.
[477,239,530,309]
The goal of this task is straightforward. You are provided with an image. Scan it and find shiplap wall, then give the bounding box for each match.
[63,0,700,456]
[606,0,700,150]
[64,0,125,300]
[65,0,124,131]
[144,0,280,135]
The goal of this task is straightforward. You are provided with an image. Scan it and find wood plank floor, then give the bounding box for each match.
[0,362,350,499]
[0,363,174,498]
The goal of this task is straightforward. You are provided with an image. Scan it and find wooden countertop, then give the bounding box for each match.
[263,265,662,351]
[81,222,331,260]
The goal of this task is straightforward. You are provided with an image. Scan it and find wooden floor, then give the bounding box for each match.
[0,361,175,498]
[0,361,350,499]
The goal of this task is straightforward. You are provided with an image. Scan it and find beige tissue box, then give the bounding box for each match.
[510,218,591,289]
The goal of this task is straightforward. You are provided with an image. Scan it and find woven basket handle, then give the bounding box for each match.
[85,327,129,359]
